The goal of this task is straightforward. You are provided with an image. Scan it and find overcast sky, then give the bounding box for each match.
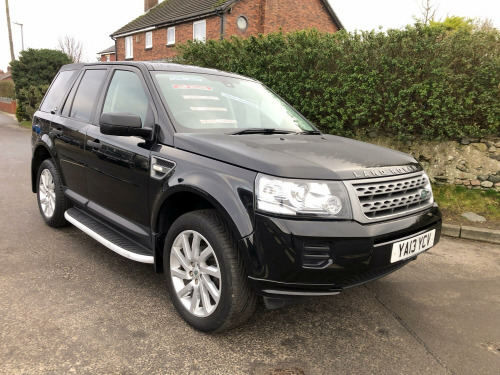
[1,0,499,72]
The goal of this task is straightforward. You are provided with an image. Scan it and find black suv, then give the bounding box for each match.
[31,62,441,332]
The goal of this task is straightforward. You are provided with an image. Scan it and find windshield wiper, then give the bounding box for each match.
[295,130,322,135]
[230,128,295,135]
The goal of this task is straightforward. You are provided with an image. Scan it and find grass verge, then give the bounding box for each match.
[433,185,500,229]
[20,120,32,129]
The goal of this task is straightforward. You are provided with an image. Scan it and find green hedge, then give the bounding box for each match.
[10,49,71,121]
[176,25,500,140]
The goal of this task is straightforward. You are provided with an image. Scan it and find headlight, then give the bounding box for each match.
[423,173,434,204]
[256,174,352,219]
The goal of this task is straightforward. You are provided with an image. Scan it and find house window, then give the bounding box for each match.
[106,55,110,62]
[193,20,206,42]
[167,27,175,45]
[125,36,133,59]
[145,31,153,49]
[237,16,248,31]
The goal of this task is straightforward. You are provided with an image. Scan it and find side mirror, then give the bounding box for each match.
[100,113,153,138]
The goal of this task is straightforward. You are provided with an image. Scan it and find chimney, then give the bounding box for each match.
[145,0,159,12]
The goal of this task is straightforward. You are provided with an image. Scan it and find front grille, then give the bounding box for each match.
[351,174,433,219]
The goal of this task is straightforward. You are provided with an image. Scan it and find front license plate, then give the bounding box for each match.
[391,229,436,263]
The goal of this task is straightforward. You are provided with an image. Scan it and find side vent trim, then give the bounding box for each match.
[151,156,176,180]
[302,242,333,269]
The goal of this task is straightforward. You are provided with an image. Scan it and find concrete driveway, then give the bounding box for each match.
[0,112,499,375]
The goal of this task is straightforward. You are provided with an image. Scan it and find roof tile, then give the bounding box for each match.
[97,45,116,55]
[111,0,235,36]
[111,0,343,37]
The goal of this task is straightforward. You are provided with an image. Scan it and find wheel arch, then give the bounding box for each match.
[31,143,55,193]
[152,185,251,273]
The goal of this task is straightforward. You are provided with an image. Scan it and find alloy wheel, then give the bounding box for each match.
[170,230,222,317]
[39,169,56,218]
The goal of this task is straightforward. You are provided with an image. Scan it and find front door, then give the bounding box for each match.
[84,67,155,248]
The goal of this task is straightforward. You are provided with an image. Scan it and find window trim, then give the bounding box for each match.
[125,36,133,59]
[193,19,206,42]
[60,70,84,118]
[145,31,153,49]
[167,26,176,46]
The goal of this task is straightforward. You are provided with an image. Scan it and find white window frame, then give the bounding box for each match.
[167,27,176,46]
[193,20,206,42]
[125,36,133,59]
[145,31,153,49]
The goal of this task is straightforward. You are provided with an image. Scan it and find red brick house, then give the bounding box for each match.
[0,70,13,82]
[111,0,344,61]
[97,46,116,62]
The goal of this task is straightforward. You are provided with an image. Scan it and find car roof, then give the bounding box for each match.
[60,61,253,82]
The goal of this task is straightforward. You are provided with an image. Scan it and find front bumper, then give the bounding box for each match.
[239,205,442,297]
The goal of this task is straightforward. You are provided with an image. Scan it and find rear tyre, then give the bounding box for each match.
[36,159,69,228]
[164,209,256,332]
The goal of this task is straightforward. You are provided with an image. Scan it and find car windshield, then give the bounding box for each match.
[152,71,315,134]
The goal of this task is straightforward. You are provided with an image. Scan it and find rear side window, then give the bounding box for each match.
[69,70,107,122]
[40,70,76,113]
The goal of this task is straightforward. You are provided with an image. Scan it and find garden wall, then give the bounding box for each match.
[367,136,500,191]
[0,98,16,114]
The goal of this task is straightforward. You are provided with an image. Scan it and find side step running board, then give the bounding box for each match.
[65,208,154,264]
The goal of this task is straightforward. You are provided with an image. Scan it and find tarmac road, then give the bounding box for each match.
[1,112,499,375]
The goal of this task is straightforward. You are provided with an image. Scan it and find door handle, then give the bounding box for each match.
[50,129,63,137]
[87,140,102,150]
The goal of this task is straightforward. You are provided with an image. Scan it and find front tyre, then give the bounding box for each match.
[36,159,69,228]
[164,210,256,332]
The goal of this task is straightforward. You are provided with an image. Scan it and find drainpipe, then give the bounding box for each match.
[112,37,117,61]
[260,0,266,34]
[217,8,226,41]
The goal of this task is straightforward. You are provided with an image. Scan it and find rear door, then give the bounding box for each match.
[51,68,108,199]
[34,68,77,175]
[84,66,156,248]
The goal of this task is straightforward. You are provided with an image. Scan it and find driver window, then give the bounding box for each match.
[102,70,149,125]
